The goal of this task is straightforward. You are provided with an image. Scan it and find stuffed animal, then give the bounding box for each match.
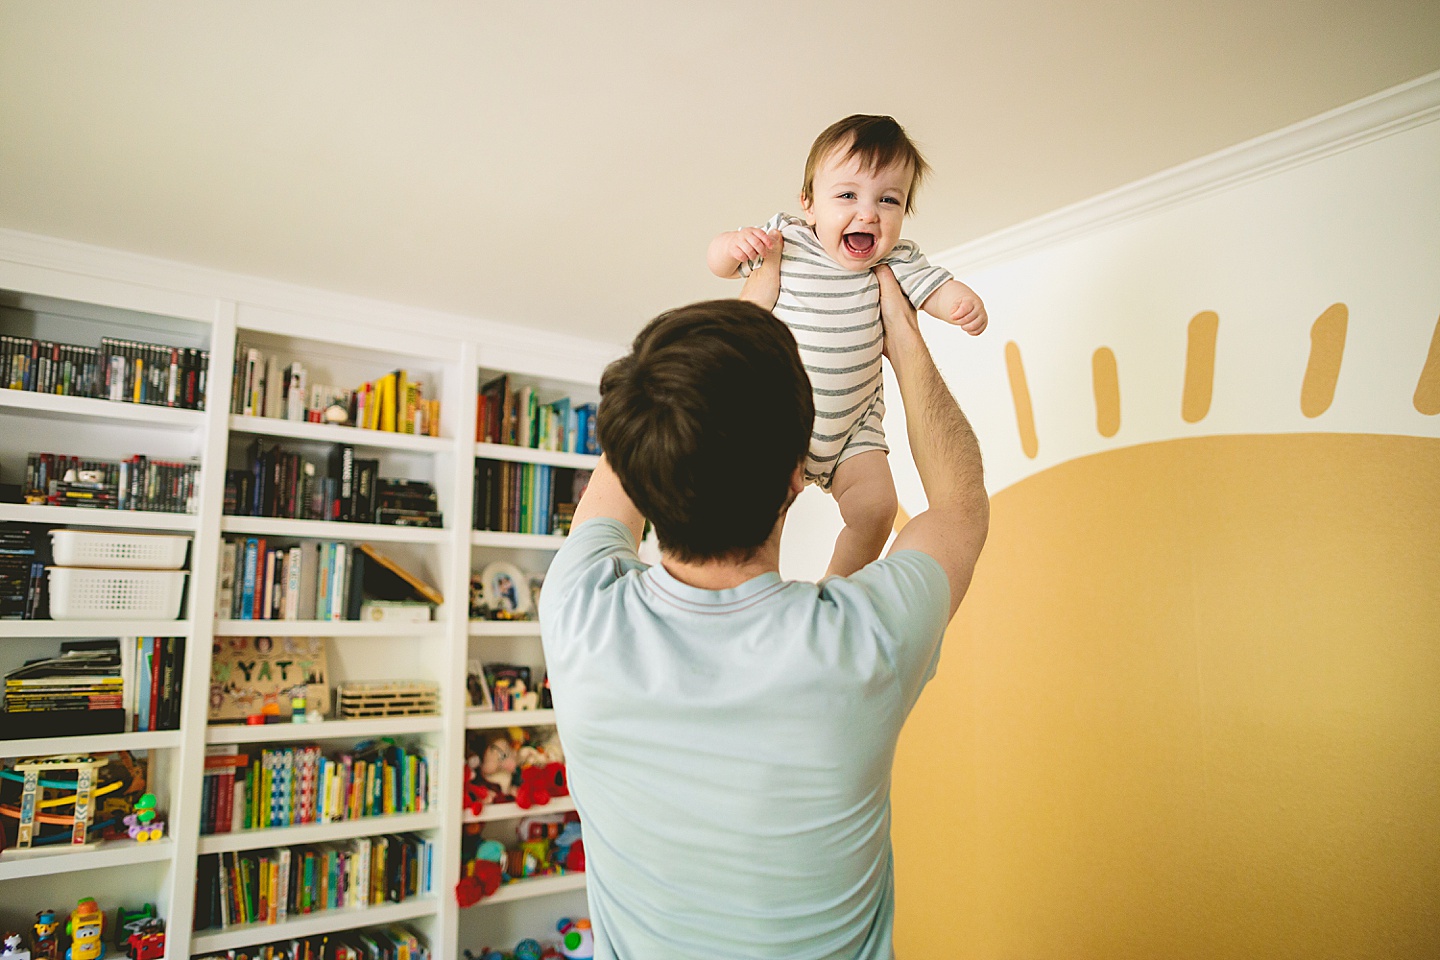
[477,731,521,801]
[555,820,585,872]
[515,762,567,809]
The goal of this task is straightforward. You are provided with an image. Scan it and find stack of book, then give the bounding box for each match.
[226,442,392,525]
[2,334,210,409]
[1,639,125,738]
[217,540,442,622]
[200,739,432,836]
[477,373,598,454]
[232,345,441,437]
[473,460,591,536]
[376,479,442,528]
[191,925,429,960]
[25,452,201,514]
[0,524,45,619]
[195,834,434,929]
[131,636,186,732]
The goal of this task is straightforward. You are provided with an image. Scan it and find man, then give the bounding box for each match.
[538,257,989,959]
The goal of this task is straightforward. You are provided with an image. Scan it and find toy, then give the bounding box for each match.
[113,905,160,956]
[513,941,544,960]
[3,932,32,960]
[455,839,506,906]
[557,918,594,959]
[30,912,59,960]
[462,750,489,817]
[64,900,103,960]
[121,794,164,842]
[122,931,163,960]
[514,762,567,809]
[554,819,584,872]
[477,730,520,801]
[2,757,117,847]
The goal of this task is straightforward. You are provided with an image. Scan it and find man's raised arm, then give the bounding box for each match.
[570,455,646,547]
[876,264,990,619]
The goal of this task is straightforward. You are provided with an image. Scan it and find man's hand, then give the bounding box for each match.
[738,230,783,311]
[874,264,920,361]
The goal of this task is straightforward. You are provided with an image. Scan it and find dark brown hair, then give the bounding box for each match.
[598,300,814,563]
[801,114,930,215]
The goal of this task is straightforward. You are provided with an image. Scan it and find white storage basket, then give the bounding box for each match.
[47,567,188,620]
[49,529,190,570]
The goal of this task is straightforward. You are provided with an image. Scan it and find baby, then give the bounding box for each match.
[707,114,987,578]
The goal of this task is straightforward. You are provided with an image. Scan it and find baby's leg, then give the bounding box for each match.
[825,450,899,579]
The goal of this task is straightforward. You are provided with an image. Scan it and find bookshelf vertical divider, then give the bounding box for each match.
[164,299,238,944]
[436,340,479,954]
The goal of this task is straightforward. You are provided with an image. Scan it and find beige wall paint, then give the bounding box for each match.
[873,104,1440,953]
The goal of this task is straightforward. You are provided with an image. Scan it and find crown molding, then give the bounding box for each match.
[0,227,623,381]
[931,70,1440,275]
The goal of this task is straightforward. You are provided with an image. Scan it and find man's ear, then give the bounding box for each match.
[790,464,805,496]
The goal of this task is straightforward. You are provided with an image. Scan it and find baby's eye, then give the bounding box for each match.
[881,196,902,205]
[838,191,857,200]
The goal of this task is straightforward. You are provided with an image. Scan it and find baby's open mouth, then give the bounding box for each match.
[843,232,875,258]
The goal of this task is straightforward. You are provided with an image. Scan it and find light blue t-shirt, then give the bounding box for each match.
[539,518,951,960]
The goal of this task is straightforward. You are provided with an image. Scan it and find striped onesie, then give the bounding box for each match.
[743,213,953,489]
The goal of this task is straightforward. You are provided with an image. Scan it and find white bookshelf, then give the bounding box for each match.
[0,235,609,958]
[198,810,441,855]
[465,795,576,825]
[0,388,207,428]
[0,502,199,531]
[189,899,438,954]
[221,515,450,544]
[467,708,557,730]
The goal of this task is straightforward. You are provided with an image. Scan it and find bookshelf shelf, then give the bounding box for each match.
[0,620,193,639]
[464,795,575,825]
[221,515,449,544]
[474,442,600,471]
[230,414,452,454]
[470,530,566,550]
[468,872,586,907]
[0,836,175,882]
[214,619,446,638]
[468,620,542,637]
[0,388,207,428]
[206,715,444,745]
[466,708,555,730]
[189,897,438,954]
[0,502,198,531]
[198,810,441,855]
[0,728,182,758]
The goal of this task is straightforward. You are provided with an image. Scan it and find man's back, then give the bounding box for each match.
[540,518,951,960]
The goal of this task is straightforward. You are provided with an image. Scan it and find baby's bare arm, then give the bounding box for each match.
[920,278,988,335]
[708,227,777,279]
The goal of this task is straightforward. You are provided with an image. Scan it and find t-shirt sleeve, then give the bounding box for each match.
[737,212,792,277]
[884,241,953,311]
[842,549,952,711]
[538,517,644,659]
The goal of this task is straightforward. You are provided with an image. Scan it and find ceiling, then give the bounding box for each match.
[2,2,1437,346]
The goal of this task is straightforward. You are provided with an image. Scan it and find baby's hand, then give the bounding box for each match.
[950,295,988,335]
[727,226,776,266]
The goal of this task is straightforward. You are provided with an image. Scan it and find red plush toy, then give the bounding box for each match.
[514,762,568,809]
[454,859,503,907]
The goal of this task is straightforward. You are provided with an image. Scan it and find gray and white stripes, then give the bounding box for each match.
[744,213,952,489]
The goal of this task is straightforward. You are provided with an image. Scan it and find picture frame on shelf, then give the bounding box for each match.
[466,658,492,712]
[479,561,531,618]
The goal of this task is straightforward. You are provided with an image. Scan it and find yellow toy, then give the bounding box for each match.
[63,900,103,960]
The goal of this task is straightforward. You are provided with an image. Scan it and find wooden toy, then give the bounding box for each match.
[2,757,109,847]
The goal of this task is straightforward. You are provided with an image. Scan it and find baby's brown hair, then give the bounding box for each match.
[801,114,930,215]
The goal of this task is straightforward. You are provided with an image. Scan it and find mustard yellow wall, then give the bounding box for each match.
[892,433,1440,958]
